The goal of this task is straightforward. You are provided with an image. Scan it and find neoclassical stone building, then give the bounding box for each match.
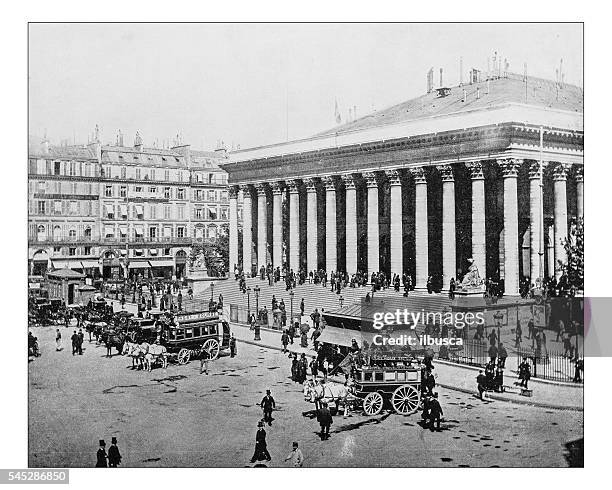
[222,73,583,295]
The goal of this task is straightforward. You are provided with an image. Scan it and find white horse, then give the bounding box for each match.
[122,341,147,370]
[143,343,168,372]
[304,380,352,415]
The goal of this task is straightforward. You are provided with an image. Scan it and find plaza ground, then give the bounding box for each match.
[29,325,583,468]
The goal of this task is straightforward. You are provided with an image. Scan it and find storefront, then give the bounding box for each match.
[150,259,175,279]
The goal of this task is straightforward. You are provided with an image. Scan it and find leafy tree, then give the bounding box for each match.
[558,217,583,291]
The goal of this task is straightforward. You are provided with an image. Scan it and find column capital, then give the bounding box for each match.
[363,171,378,188]
[304,177,319,193]
[239,183,253,195]
[466,161,485,180]
[255,183,268,196]
[528,160,548,179]
[409,166,427,185]
[573,164,584,183]
[322,175,337,191]
[498,158,523,177]
[229,185,239,198]
[436,164,455,182]
[286,179,301,193]
[385,169,402,185]
[552,163,570,181]
[271,181,284,194]
[341,173,356,189]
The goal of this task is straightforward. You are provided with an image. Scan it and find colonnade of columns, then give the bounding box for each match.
[228,159,583,295]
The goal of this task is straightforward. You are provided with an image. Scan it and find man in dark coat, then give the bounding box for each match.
[317,402,333,440]
[77,329,84,355]
[428,393,443,431]
[71,330,79,356]
[261,389,276,425]
[108,437,121,467]
[250,421,271,463]
[476,370,488,400]
[95,440,107,467]
[229,335,237,358]
[281,330,290,353]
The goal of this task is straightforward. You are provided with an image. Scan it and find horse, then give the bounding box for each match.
[304,380,351,415]
[143,343,168,371]
[121,341,149,369]
[104,331,126,357]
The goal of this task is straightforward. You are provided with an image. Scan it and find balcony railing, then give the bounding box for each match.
[29,236,98,244]
[100,236,193,244]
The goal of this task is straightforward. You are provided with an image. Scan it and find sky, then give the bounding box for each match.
[28,23,583,151]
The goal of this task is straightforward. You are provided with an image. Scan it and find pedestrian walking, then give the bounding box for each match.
[261,389,276,426]
[428,393,443,431]
[250,421,271,464]
[518,358,531,389]
[284,442,304,467]
[281,330,289,353]
[229,334,237,358]
[77,329,84,355]
[55,329,62,351]
[498,343,507,368]
[300,298,305,317]
[199,348,210,375]
[108,437,122,467]
[95,440,107,468]
[317,402,333,440]
[476,370,487,400]
[71,330,79,356]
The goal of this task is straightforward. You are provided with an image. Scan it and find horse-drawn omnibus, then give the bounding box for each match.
[160,310,230,364]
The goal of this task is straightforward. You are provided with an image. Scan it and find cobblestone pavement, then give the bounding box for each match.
[29,325,583,467]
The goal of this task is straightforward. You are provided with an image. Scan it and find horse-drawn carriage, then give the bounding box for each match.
[305,353,423,416]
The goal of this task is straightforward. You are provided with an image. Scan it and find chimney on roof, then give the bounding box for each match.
[426,67,434,93]
[459,57,464,86]
[134,131,143,151]
[117,129,124,147]
[439,68,443,87]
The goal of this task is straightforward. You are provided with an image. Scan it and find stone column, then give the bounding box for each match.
[438,164,456,286]
[271,182,284,271]
[256,183,268,271]
[228,185,239,273]
[342,174,358,276]
[553,163,570,279]
[467,161,486,278]
[240,185,253,276]
[499,158,522,296]
[410,167,428,289]
[528,161,546,284]
[287,180,300,274]
[305,178,318,273]
[386,169,403,277]
[364,172,379,277]
[323,176,337,273]
[575,165,584,219]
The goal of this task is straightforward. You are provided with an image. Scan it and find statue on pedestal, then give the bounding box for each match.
[460,258,484,290]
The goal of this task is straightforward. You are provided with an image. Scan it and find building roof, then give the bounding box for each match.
[29,141,97,160]
[316,73,583,137]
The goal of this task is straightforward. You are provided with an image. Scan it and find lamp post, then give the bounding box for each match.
[246,287,251,319]
[289,289,294,328]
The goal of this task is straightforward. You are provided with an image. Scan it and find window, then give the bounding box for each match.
[135,205,144,219]
[208,190,216,201]
[177,206,184,220]
[120,185,127,198]
[164,205,171,219]
[84,246,91,255]
[149,227,157,239]
[208,226,217,239]
[104,166,111,178]
[134,226,144,239]
[69,247,76,256]
[53,225,62,240]
[55,181,62,193]
[83,201,91,216]
[53,246,61,254]
[54,161,61,175]
[72,182,78,195]
[69,161,76,176]
[106,204,114,219]
[195,189,202,201]
[37,181,46,194]
[37,225,46,241]
[87,183,92,195]
[220,191,228,202]
[135,186,142,193]
[68,228,77,239]
[220,207,228,220]
[195,208,202,219]
[207,206,218,220]
[84,163,91,177]
[164,248,171,256]
[178,171,183,182]
[177,188,185,200]
[150,205,156,219]
[177,227,185,238]
[149,186,156,194]
[54,201,62,214]
[37,201,46,214]
[151,169,156,180]
[105,225,115,238]
[121,167,126,179]
[135,168,141,179]
[164,170,170,181]
[164,187,171,199]
[105,185,113,197]
[84,227,92,239]
[69,201,78,215]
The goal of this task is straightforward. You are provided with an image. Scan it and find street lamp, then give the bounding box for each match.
[246,287,251,319]
[289,289,294,327]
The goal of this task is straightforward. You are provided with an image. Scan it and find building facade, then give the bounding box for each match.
[222,73,583,295]
[28,132,235,281]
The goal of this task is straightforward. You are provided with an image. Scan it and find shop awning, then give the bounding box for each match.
[128,261,151,269]
[52,260,83,270]
[149,248,158,255]
[150,260,174,268]
[135,204,144,215]
[317,326,361,348]
[80,260,100,268]
[105,204,114,215]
